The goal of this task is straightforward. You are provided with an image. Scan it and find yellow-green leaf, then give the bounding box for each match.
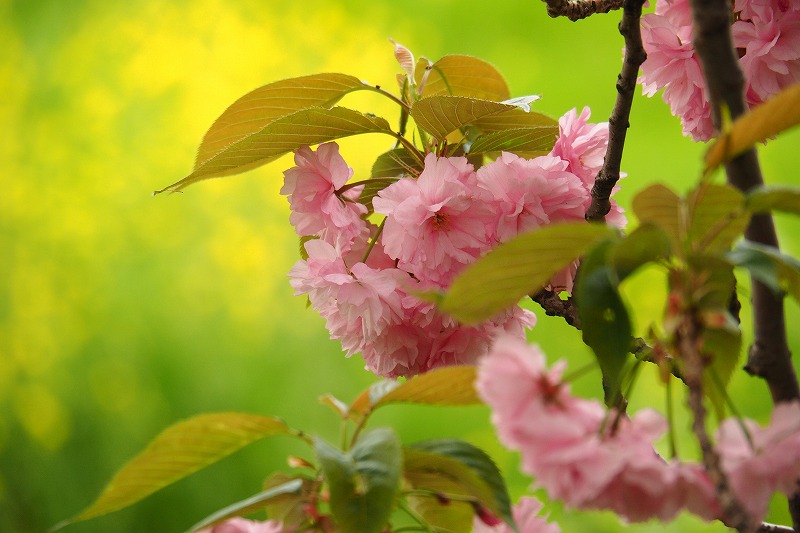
[471,108,558,133]
[418,55,510,101]
[156,107,393,193]
[746,185,800,215]
[467,126,558,158]
[686,183,748,253]
[632,184,684,255]
[60,413,294,527]
[410,96,516,141]
[194,73,370,170]
[438,222,616,324]
[704,82,800,175]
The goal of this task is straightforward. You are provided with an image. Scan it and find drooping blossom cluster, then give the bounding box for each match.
[639,0,800,141]
[197,517,287,533]
[477,335,800,524]
[283,108,624,378]
[473,496,561,533]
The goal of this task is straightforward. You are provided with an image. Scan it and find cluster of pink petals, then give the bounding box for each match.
[283,107,623,378]
[639,0,800,141]
[196,517,287,533]
[473,496,561,533]
[477,335,800,524]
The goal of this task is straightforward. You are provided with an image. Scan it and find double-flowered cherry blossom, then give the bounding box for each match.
[477,334,800,524]
[197,517,287,533]
[473,496,561,533]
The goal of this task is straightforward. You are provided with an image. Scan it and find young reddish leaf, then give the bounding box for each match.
[467,126,558,158]
[320,393,351,419]
[194,73,371,170]
[156,107,393,193]
[348,366,481,420]
[746,185,800,215]
[418,55,511,101]
[574,240,632,406]
[410,96,517,141]
[686,183,748,253]
[437,222,616,324]
[315,429,401,533]
[186,478,306,532]
[686,254,736,311]
[704,82,800,175]
[60,413,294,526]
[405,440,516,530]
[632,184,685,255]
[261,473,316,528]
[390,39,416,81]
[727,240,800,303]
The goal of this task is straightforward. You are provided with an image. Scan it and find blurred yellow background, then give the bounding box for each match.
[2,0,799,531]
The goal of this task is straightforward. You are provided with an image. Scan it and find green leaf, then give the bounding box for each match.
[418,55,511,101]
[705,82,800,175]
[746,185,800,215]
[609,223,672,281]
[686,254,736,311]
[410,96,517,141]
[405,440,516,531]
[156,107,394,193]
[470,107,558,133]
[348,366,481,420]
[438,222,616,324]
[686,183,748,253]
[186,478,306,532]
[316,429,402,533]
[261,473,316,529]
[727,240,800,302]
[467,126,558,158]
[371,147,424,178]
[575,240,632,405]
[60,413,294,527]
[700,313,742,419]
[632,184,684,255]
[194,73,371,170]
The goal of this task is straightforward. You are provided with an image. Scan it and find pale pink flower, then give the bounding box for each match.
[196,517,286,533]
[281,143,368,250]
[373,153,494,287]
[550,107,609,187]
[473,496,560,533]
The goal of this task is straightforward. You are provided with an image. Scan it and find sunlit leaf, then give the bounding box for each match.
[686,183,748,253]
[156,107,394,193]
[727,240,800,302]
[194,74,371,170]
[59,413,294,527]
[471,108,558,133]
[609,223,672,281]
[467,126,558,158]
[418,55,511,101]
[632,184,684,255]
[704,82,800,175]
[746,185,800,215]
[371,147,423,178]
[348,366,480,420]
[437,223,616,324]
[410,96,517,141]
[186,478,306,532]
[575,240,632,405]
[316,429,401,533]
[405,440,516,530]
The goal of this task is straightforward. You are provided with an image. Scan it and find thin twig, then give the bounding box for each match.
[585,0,647,221]
[541,0,625,20]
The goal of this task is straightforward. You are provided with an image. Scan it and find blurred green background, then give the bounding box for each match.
[2,0,799,531]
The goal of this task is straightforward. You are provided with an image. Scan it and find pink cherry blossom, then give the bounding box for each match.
[281,143,368,250]
[473,496,560,533]
[196,517,286,533]
[373,153,494,287]
[550,107,609,187]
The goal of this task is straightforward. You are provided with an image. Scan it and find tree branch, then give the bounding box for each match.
[541,0,625,20]
[585,0,647,221]
[688,0,800,526]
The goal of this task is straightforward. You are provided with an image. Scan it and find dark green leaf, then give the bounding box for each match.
[59,413,294,527]
[437,223,616,324]
[687,183,748,253]
[575,240,632,405]
[746,185,800,215]
[467,126,558,158]
[156,107,394,193]
[405,440,516,531]
[186,478,306,532]
[727,240,800,302]
[410,96,517,141]
[609,223,672,281]
[418,55,511,101]
[316,429,402,533]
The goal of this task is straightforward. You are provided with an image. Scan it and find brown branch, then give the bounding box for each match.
[688,0,800,526]
[541,0,624,20]
[585,0,647,221]
[532,288,582,328]
[757,523,796,533]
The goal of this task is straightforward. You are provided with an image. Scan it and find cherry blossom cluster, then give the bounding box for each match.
[639,0,800,141]
[477,335,800,524]
[473,496,561,533]
[197,517,286,533]
[282,108,624,378]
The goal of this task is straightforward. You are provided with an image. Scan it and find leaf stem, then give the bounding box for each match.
[368,84,412,113]
[361,218,386,264]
